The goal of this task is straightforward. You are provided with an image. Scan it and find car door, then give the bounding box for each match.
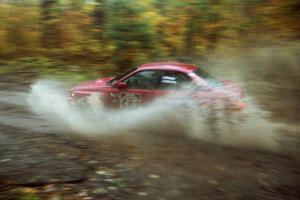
[117,70,164,107]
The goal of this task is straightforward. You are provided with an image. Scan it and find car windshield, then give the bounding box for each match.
[195,68,218,80]
[193,68,220,86]
[106,68,137,86]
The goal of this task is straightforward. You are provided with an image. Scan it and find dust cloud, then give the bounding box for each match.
[27,79,283,151]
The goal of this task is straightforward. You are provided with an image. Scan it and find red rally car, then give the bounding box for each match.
[70,62,246,110]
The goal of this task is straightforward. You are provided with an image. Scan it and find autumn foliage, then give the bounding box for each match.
[0,0,299,68]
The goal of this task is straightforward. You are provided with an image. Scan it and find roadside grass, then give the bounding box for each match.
[0,57,115,82]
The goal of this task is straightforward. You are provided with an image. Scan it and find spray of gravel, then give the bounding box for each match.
[27,79,283,151]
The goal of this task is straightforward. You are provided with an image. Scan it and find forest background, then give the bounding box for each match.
[0,0,299,70]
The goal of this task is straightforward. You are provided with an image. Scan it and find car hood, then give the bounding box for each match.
[71,77,113,91]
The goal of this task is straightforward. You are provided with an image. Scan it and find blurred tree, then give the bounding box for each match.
[181,0,225,55]
[204,0,225,52]
[106,0,155,68]
[0,0,299,62]
[267,0,300,39]
[152,0,187,57]
[40,0,64,48]
[0,1,40,56]
[60,0,95,58]
[93,0,106,43]
[0,3,10,55]
[183,0,206,56]
[68,0,84,10]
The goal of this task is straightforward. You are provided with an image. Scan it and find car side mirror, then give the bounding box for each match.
[115,82,128,90]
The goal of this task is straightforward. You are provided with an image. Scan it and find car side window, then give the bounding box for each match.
[123,70,162,90]
[159,71,191,90]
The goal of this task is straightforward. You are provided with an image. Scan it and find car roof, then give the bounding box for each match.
[138,62,198,73]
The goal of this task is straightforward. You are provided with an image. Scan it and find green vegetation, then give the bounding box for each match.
[0,57,108,81]
[0,0,299,71]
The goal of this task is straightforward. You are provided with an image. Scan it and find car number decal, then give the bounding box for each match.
[119,93,141,108]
